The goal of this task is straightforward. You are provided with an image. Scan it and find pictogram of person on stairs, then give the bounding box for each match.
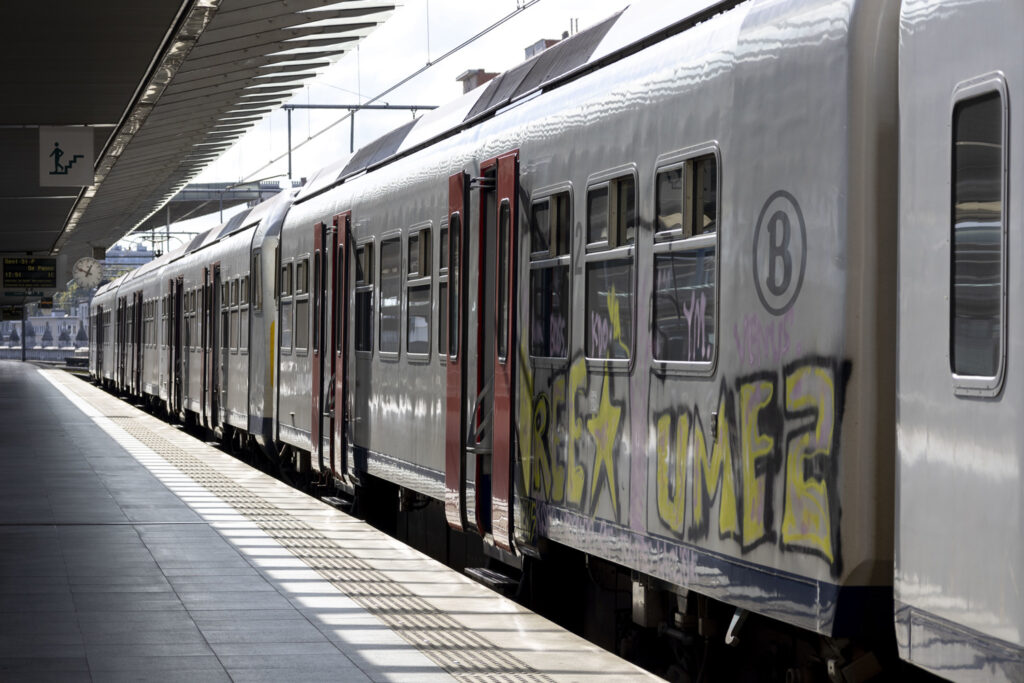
[49,142,65,174]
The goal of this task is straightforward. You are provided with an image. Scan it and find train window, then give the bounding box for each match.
[529,190,571,359]
[531,192,570,259]
[379,237,401,355]
[448,214,461,359]
[281,298,293,352]
[407,224,432,358]
[354,243,374,353]
[240,305,249,354]
[407,228,431,279]
[656,167,683,233]
[951,90,1005,382]
[252,253,262,312]
[497,200,511,361]
[280,263,292,297]
[439,225,449,269]
[230,280,239,353]
[653,151,719,365]
[295,259,310,353]
[294,298,309,352]
[221,282,229,310]
[587,176,635,248]
[240,276,249,305]
[585,170,636,360]
[587,186,608,244]
[295,259,308,295]
[407,285,430,355]
[222,304,230,350]
[586,259,634,359]
[438,221,448,358]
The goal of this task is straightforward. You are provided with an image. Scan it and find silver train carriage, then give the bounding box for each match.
[87,0,1023,680]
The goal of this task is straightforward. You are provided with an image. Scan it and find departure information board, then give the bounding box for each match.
[2,258,57,289]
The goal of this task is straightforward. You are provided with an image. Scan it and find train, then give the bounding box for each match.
[88,0,1023,680]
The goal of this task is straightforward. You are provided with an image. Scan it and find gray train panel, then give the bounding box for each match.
[897,0,1024,680]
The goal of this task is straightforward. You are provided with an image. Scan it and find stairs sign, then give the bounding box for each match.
[39,127,94,187]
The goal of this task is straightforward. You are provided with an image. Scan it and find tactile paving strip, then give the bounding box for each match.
[80,395,553,683]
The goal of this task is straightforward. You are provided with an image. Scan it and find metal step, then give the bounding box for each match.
[464,566,519,596]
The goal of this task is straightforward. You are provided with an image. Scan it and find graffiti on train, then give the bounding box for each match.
[518,353,850,575]
[733,309,798,368]
[652,357,850,575]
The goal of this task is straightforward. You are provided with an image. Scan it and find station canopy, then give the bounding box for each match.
[0,0,394,305]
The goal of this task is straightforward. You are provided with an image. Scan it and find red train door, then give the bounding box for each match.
[445,172,469,531]
[117,296,127,390]
[488,150,518,552]
[311,220,336,472]
[203,264,221,429]
[332,211,351,480]
[134,291,143,395]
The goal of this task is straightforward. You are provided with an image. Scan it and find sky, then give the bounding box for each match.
[192,0,631,188]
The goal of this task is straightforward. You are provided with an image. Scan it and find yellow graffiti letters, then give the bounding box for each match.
[739,379,776,548]
[587,372,621,520]
[566,358,588,506]
[656,412,687,534]
[781,365,836,562]
[692,400,739,538]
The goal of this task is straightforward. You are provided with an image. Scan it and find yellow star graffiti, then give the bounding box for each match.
[587,372,621,519]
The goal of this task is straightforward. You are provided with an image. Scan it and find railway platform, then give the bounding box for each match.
[0,360,656,682]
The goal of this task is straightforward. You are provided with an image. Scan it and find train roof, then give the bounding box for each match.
[294,0,739,204]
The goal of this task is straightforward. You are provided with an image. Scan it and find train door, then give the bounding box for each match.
[487,151,518,552]
[170,277,183,415]
[203,264,222,429]
[312,220,334,472]
[117,296,127,390]
[133,291,143,395]
[95,305,104,374]
[332,212,351,480]
[444,152,518,550]
[219,271,229,424]
[445,172,470,531]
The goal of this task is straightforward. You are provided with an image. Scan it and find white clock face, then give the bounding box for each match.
[72,257,102,288]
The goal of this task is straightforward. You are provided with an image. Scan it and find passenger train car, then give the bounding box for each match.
[90,0,1023,680]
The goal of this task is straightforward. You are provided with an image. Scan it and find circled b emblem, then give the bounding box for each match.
[753,190,806,316]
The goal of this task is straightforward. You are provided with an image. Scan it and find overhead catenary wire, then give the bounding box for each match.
[236,0,544,184]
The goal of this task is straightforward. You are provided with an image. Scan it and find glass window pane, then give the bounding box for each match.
[498,201,510,360]
[379,238,401,353]
[355,290,373,352]
[439,226,449,270]
[407,284,431,355]
[296,260,307,294]
[587,186,608,244]
[555,192,571,256]
[952,92,1003,377]
[438,281,448,356]
[657,168,684,233]
[281,301,292,350]
[530,265,570,358]
[653,248,716,362]
[295,300,309,350]
[240,309,248,351]
[408,232,420,277]
[586,259,633,359]
[531,199,551,256]
[693,155,718,236]
[615,176,636,245]
[449,214,461,357]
